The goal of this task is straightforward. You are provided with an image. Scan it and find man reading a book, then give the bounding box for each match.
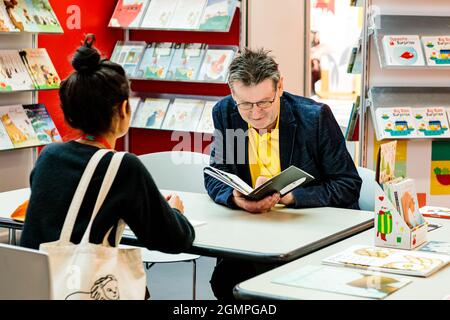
[204,48,362,300]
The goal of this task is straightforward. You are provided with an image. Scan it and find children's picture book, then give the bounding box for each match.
[390,178,425,229]
[0,105,40,148]
[132,98,171,129]
[162,98,205,131]
[19,48,60,89]
[109,0,150,28]
[322,245,450,277]
[22,104,61,144]
[0,1,19,32]
[110,41,146,77]
[198,48,235,82]
[419,206,450,220]
[199,0,237,31]
[169,0,206,30]
[382,35,426,66]
[376,141,397,184]
[135,42,175,79]
[419,241,450,255]
[413,107,450,137]
[128,96,141,125]
[422,36,450,66]
[4,0,38,32]
[375,107,416,139]
[140,0,179,29]
[23,0,63,33]
[166,43,207,81]
[0,119,14,150]
[196,100,216,134]
[0,50,35,91]
[272,265,411,299]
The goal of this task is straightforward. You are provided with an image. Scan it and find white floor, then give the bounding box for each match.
[0,228,217,300]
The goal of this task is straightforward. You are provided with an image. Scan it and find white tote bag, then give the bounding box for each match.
[40,149,146,300]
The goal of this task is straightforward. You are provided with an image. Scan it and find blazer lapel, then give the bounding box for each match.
[230,110,252,185]
[279,96,297,171]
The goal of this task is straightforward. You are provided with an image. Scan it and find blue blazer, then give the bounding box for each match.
[204,92,362,209]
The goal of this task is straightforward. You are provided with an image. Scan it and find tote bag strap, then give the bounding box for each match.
[80,152,127,246]
[58,149,111,244]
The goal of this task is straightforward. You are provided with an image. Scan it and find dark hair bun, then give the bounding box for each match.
[72,34,101,74]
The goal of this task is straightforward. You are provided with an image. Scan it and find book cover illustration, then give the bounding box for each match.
[0,50,35,91]
[132,98,170,129]
[198,48,235,82]
[128,97,141,125]
[109,0,149,28]
[140,0,179,29]
[422,36,450,66]
[0,119,14,150]
[110,41,146,77]
[169,0,206,30]
[413,107,450,137]
[0,105,40,148]
[162,98,205,131]
[23,0,63,33]
[377,141,397,184]
[199,0,237,31]
[19,48,60,89]
[419,241,450,255]
[382,35,425,66]
[22,104,61,144]
[136,43,175,79]
[272,265,411,299]
[196,100,216,134]
[166,43,207,81]
[0,1,19,32]
[3,0,38,32]
[391,179,425,229]
[322,245,450,277]
[375,107,416,138]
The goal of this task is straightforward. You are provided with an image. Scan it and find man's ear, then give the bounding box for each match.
[278,76,284,93]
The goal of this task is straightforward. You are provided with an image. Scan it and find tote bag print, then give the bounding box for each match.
[41,150,146,300]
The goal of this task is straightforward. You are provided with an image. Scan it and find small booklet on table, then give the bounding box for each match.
[204,166,314,201]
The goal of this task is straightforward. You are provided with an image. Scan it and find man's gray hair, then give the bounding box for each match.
[228,48,280,90]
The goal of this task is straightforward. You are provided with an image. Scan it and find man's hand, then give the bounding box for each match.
[255,176,295,207]
[166,194,184,214]
[232,189,280,214]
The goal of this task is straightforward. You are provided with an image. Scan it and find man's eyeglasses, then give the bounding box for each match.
[235,92,278,111]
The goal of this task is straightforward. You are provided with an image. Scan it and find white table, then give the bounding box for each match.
[0,188,30,244]
[234,218,450,300]
[0,188,374,263]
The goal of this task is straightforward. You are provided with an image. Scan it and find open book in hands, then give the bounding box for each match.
[204,166,314,201]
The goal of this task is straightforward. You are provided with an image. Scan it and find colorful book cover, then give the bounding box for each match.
[382,35,425,66]
[169,0,206,30]
[19,48,60,89]
[0,105,40,148]
[166,43,207,81]
[376,141,397,184]
[22,104,61,144]
[422,36,450,66]
[0,50,35,91]
[198,48,235,82]
[132,98,170,129]
[199,0,237,31]
[109,0,150,28]
[140,0,179,29]
[23,0,63,33]
[0,119,14,150]
[4,0,39,32]
[272,265,411,299]
[0,1,19,32]
[135,42,175,79]
[110,41,146,77]
[419,241,450,255]
[162,98,205,131]
[413,107,450,137]
[430,141,450,195]
[196,100,216,133]
[391,178,425,229]
[375,107,416,138]
[322,245,450,277]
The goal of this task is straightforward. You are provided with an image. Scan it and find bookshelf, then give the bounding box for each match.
[359,0,450,206]
[108,0,245,155]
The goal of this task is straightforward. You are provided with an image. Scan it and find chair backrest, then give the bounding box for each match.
[138,151,210,193]
[357,166,382,212]
[0,244,51,300]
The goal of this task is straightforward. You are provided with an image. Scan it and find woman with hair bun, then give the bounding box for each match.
[21,35,195,263]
